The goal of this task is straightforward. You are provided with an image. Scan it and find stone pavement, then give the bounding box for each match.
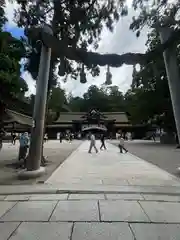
[111,139,180,177]
[1,193,180,239]
[1,141,180,239]
[0,140,81,185]
[46,140,180,188]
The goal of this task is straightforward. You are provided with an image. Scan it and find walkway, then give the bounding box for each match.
[112,139,180,177]
[46,141,180,188]
[1,141,180,239]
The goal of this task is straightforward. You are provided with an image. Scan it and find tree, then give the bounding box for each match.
[46,85,68,121]
[67,84,125,112]
[83,85,110,111]
[106,86,125,112]
[68,95,85,112]
[0,1,28,129]
[125,28,176,132]
[14,0,126,88]
[48,85,67,112]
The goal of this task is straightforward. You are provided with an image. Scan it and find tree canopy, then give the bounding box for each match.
[67,84,125,112]
[4,0,180,134]
[14,0,127,87]
[0,1,28,118]
[18,0,180,83]
[124,27,176,131]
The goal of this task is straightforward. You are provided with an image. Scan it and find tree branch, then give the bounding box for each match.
[27,26,180,67]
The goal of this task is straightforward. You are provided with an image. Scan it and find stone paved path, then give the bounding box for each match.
[0,140,81,185]
[111,139,180,177]
[46,141,180,188]
[1,193,180,239]
[1,141,180,239]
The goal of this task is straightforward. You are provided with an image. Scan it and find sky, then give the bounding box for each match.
[4,0,148,97]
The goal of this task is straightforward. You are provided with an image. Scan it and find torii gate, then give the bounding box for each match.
[19,23,180,178]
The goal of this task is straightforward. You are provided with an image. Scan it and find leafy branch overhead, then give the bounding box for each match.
[13,0,180,86]
[15,0,127,84]
[27,25,180,67]
[0,1,28,103]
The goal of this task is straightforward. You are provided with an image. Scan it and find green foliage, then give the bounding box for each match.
[14,0,128,86]
[0,1,7,29]
[0,4,28,104]
[48,85,67,113]
[130,0,180,36]
[125,28,176,131]
[68,84,125,112]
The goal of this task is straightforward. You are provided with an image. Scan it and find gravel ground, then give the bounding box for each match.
[0,140,82,185]
[110,139,180,177]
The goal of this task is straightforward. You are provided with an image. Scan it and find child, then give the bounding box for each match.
[118,137,128,153]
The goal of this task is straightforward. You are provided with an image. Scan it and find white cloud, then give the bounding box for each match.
[61,9,148,96]
[5,2,148,97]
[21,71,36,96]
[5,0,19,27]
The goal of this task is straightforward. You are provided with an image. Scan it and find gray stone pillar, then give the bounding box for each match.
[19,25,53,179]
[159,26,180,145]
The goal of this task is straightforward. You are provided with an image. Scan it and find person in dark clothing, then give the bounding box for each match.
[69,133,73,142]
[0,128,5,151]
[59,132,63,143]
[12,133,16,145]
[100,133,106,150]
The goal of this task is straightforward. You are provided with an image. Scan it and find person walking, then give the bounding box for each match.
[0,128,5,151]
[151,132,156,142]
[59,132,63,143]
[12,132,17,145]
[44,133,48,143]
[69,133,73,143]
[88,133,98,153]
[118,136,128,153]
[100,133,106,150]
[18,132,30,167]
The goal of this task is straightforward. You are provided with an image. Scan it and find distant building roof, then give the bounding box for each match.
[55,112,129,123]
[3,109,130,131]
[4,109,32,126]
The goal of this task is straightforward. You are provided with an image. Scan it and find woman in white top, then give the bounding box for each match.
[118,137,128,153]
[88,133,98,153]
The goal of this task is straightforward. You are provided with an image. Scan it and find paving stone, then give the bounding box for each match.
[99,200,149,222]
[29,194,68,201]
[142,194,180,202]
[128,178,180,186]
[0,222,20,240]
[130,223,180,240]
[8,222,73,240]
[102,179,129,186]
[68,194,105,200]
[46,140,180,191]
[1,201,57,221]
[0,202,17,218]
[4,195,30,201]
[0,195,6,200]
[140,201,180,223]
[50,200,99,221]
[105,194,144,200]
[72,222,134,240]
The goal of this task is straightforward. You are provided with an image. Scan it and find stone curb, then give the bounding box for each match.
[1,184,180,196]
